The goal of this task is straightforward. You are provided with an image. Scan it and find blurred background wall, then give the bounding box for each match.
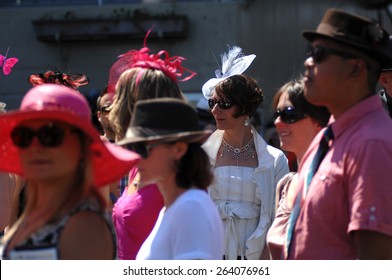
[1,0,392,133]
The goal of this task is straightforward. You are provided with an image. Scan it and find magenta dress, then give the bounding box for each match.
[112,168,164,260]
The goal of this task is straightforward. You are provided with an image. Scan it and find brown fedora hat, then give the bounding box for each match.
[116,97,213,146]
[303,8,391,63]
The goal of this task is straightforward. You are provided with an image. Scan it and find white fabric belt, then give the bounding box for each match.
[217,201,259,260]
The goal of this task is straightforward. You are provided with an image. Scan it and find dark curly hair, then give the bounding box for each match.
[214,74,264,118]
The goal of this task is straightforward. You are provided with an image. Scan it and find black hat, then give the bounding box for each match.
[116,98,212,145]
[382,36,392,71]
[302,8,391,64]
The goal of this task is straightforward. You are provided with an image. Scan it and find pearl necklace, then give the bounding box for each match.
[220,138,256,166]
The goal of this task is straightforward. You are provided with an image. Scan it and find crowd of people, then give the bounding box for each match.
[0,8,392,260]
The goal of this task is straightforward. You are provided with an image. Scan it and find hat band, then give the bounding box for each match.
[132,126,199,138]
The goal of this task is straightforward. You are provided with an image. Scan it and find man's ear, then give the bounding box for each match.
[349,59,364,77]
[379,72,390,88]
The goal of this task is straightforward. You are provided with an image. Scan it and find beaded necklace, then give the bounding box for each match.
[220,138,256,166]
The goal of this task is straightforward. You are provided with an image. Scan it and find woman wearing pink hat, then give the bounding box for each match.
[108,33,196,260]
[0,84,140,259]
[0,102,14,234]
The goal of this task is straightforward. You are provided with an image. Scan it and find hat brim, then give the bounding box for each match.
[0,110,140,187]
[302,30,391,63]
[202,77,226,99]
[116,129,212,146]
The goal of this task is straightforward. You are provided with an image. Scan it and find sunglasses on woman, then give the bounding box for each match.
[208,98,234,110]
[11,123,67,148]
[125,142,173,159]
[99,105,111,114]
[307,45,358,64]
[274,107,308,124]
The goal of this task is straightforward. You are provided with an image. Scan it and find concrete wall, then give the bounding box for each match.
[1,0,391,128]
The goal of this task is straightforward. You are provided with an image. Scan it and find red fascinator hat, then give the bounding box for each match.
[28,69,89,90]
[0,84,140,187]
[107,29,196,94]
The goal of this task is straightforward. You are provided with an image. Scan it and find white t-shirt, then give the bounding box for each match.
[136,189,224,260]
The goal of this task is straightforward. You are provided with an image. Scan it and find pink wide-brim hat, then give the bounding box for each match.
[0,84,140,187]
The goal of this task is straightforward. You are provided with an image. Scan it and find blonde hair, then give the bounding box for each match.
[109,67,185,140]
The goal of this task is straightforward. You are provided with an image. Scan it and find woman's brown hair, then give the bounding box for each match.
[214,74,264,118]
[109,68,185,140]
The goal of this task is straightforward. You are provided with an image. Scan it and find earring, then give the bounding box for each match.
[244,117,250,127]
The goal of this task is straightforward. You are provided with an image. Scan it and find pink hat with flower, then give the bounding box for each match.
[107,29,196,94]
[0,84,140,187]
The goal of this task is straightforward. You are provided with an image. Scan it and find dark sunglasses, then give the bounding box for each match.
[125,142,172,159]
[208,98,234,110]
[99,105,111,114]
[306,45,358,64]
[11,123,66,148]
[274,106,308,124]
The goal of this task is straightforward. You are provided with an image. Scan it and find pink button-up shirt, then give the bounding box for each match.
[289,94,392,259]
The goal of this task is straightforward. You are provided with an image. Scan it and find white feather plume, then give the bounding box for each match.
[220,46,244,76]
[202,45,256,99]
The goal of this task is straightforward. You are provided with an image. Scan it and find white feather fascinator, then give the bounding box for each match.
[202,45,256,99]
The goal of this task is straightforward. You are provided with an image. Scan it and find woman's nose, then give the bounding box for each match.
[211,103,220,113]
[274,116,284,128]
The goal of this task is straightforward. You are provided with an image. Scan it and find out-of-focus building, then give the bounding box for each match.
[1,0,391,132]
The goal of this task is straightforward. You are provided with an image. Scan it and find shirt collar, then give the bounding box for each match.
[329,94,384,140]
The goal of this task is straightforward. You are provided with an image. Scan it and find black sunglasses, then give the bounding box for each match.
[274,106,308,124]
[99,105,111,114]
[11,123,66,148]
[306,45,358,64]
[208,98,234,110]
[125,142,172,159]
